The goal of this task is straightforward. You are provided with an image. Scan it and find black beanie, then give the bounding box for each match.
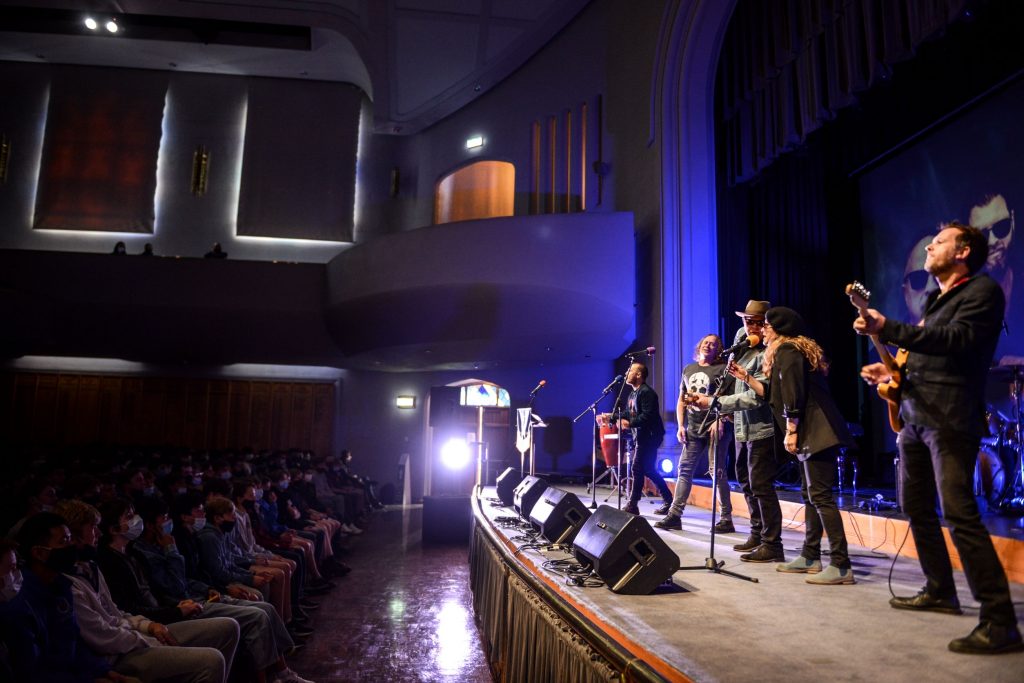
[766,306,806,337]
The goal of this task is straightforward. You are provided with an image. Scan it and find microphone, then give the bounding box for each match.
[721,334,760,356]
[529,380,547,396]
[602,375,625,393]
[623,346,656,357]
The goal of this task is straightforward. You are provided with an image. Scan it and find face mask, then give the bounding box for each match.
[192,476,203,487]
[42,546,78,574]
[175,487,187,496]
[161,519,174,535]
[40,504,54,512]
[219,520,236,534]
[123,515,144,541]
[304,473,313,482]
[219,472,232,480]
[0,568,22,600]
[278,481,289,490]
[254,489,264,502]
[192,517,207,531]
[143,487,155,497]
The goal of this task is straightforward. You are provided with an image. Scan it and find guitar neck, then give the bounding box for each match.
[856,304,899,373]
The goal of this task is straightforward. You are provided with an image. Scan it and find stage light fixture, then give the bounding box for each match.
[84,17,98,30]
[440,438,471,470]
[106,19,119,33]
[395,395,416,409]
[659,457,675,475]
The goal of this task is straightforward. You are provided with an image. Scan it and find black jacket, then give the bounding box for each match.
[880,274,1004,435]
[767,343,852,461]
[626,383,666,445]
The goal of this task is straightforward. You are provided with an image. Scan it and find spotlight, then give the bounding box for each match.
[659,457,675,475]
[105,19,119,33]
[440,438,471,470]
[84,17,98,30]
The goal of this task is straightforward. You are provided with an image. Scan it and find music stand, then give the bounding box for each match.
[677,377,758,583]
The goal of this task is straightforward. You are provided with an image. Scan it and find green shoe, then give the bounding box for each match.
[805,565,855,585]
[776,556,822,574]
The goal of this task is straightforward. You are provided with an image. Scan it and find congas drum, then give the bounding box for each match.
[599,423,620,466]
[975,444,1012,505]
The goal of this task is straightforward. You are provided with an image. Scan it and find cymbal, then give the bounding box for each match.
[988,364,1024,382]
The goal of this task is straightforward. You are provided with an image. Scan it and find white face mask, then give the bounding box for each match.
[0,568,23,601]
[123,514,144,541]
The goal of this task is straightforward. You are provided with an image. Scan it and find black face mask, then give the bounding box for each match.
[219,520,236,534]
[42,546,78,574]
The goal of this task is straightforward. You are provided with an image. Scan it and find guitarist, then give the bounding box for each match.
[854,222,1021,655]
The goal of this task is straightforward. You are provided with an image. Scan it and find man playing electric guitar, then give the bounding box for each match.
[854,222,1021,655]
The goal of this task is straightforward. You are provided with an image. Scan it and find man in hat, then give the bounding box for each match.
[856,222,1021,653]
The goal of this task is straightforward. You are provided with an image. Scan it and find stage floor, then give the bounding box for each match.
[476,484,1024,683]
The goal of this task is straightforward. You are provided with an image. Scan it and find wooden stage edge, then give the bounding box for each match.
[679,482,1024,585]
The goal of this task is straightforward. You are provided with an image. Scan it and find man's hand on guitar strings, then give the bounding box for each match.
[860,362,892,386]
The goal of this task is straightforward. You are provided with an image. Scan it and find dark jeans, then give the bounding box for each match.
[797,446,849,568]
[736,436,783,549]
[900,423,1017,627]
[629,437,672,504]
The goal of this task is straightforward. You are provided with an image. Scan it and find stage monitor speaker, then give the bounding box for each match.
[528,488,591,545]
[513,475,548,519]
[573,504,680,595]
[495,467,523,507]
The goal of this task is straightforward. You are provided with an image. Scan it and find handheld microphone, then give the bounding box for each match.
[602,375,625,393]
[623,346,656,357]
[722,334,760,356]
[529,380,547,396]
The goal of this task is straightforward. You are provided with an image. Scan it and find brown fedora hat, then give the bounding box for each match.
[735,300,770,318]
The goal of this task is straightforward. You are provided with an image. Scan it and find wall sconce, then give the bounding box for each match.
[190,144,210,196]
[395,395,416,409]
[465,135,484,150]
[0,134,10,185]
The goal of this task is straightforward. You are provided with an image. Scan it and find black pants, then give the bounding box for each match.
[736,435,783,549]
[629,436,672,504]
[796,446,849,568]
[900,423,1017,627]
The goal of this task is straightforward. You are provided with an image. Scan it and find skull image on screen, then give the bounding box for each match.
[969,193,1014,310]
[902,234,939,322]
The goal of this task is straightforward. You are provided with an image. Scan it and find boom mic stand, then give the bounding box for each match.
[574,382,618,510]
[678,376,758,583]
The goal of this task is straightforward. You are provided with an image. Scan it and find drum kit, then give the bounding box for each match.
[979,364,1024,514]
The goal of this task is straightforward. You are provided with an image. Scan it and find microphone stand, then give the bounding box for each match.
[573,383,617,509]
[611,363,634,510]
[677,374,758,583]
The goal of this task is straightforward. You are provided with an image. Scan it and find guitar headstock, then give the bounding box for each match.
[845,281,871,310]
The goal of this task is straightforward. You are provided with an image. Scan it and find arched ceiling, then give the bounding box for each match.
[0,0,592,134]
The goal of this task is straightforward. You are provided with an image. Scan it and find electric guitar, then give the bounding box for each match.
[846,281,907,434]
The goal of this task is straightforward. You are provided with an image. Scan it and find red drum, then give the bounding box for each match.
[599,424,621,467]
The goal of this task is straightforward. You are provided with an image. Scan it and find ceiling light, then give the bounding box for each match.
[84,17,98,30]
[105,19,119,33]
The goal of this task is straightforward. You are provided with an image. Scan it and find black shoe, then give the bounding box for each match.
[654,515,681,530]
[740,545,784,563]
[713,519,736,534]
[889,591,963,615]
[623,503,640,515]
[310,578,336,590]
[304,584,330,596]
[732,536,760,552]
[652,503,671,515]
[948,622,1024,654]
[284,644,306,657]
[299,598,320,610]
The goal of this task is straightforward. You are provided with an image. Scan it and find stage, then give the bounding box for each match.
[468,482,1024,683]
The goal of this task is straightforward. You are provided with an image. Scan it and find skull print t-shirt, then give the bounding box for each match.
[680,362,730,438]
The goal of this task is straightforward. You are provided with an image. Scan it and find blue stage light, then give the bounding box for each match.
[659,457,675,475]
